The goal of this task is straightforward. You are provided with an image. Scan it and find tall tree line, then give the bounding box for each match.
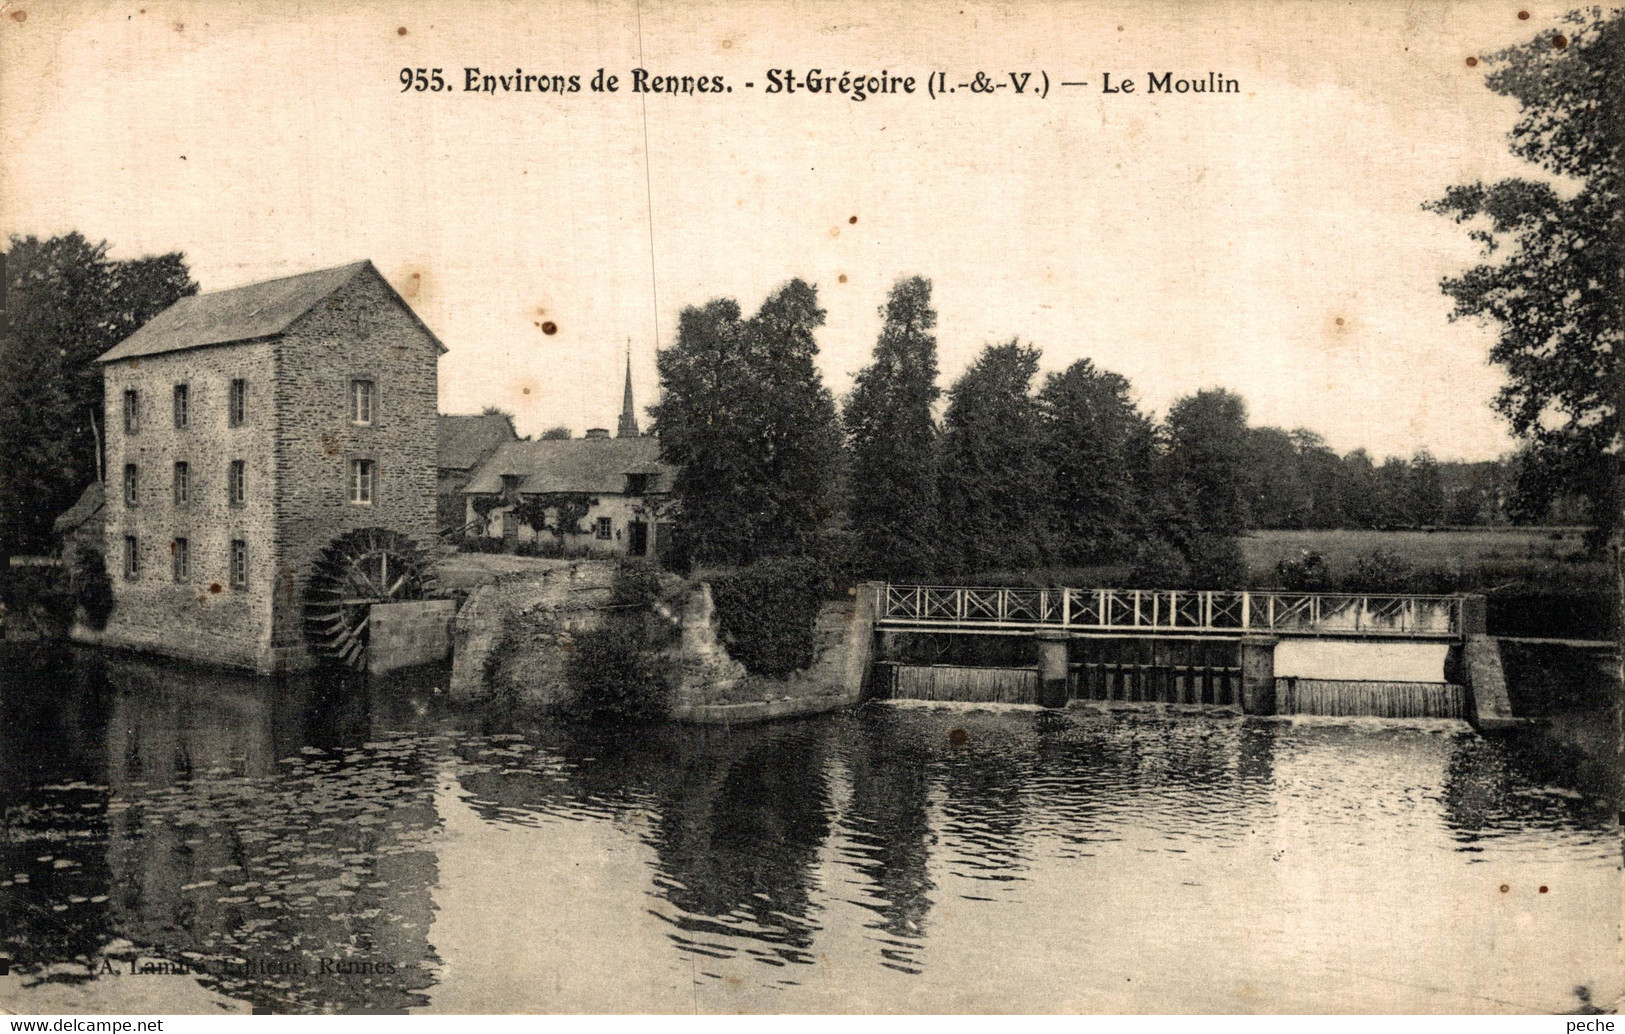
[653,273,1559,580]
[1,233,197,557]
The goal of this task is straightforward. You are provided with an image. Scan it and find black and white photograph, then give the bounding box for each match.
[0,0,1619,1017]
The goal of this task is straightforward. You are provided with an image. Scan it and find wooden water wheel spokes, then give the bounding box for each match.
[303,528,439,669]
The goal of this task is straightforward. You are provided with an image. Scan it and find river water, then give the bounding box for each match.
[2,645,1619,1014]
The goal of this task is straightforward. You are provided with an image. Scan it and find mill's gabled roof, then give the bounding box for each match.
[97,260,445,363]
[463,437,673,496]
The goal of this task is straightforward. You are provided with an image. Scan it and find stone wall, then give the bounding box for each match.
[447,560,618,704]
[666,583,875,723]
[269,267,440,659]
[445,568,876,723]
[369,599,456,674]
[98,341,281,669]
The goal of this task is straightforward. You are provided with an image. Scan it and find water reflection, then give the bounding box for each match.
[4,647,447,1013]
[2,643,1619,1014]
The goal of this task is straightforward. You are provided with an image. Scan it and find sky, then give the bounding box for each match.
[0,0,1574,460]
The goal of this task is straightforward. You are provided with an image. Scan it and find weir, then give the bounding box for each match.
[867,584,1516,728]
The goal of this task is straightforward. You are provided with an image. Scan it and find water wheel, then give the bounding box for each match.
[303,528,439,669]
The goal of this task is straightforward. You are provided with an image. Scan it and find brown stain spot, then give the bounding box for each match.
[838,274,848,283]
[848,215,857,224]
[540,321,558,335]
[173,20,183,31]
[1466,56,1478,66]
[1335,317,1345,326]
[723,974,744,988]
[828,227,840,238]
[319,432,341,457]
[948,728,969,747]
[1499,884,1510,893]
[397,26,407,35]
[535,306,548,316]
[1552,34,1567,48]
[521,387,531,395]
[209,583,223,594]
[9,10,25,22]
[1539,885,1549,893]
[721,38,732,48]
[1518,9,1530,17]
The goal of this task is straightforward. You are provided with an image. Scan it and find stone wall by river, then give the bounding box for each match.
[444,559,870,721]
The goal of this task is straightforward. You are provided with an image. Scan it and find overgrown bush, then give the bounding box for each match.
[1343,550,1418,593]
[1183,534,1247,589]
[1275,549,1332,591]
[1128,537,1188,587]
[709,556,827,677]
[564,620,672,722]
[563,562,677,723]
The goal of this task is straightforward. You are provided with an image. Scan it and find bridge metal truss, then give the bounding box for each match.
[875,584,1464,639]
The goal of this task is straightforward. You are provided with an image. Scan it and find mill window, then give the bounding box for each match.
[350,379,374,425]
[350,458,374,504]
[173,461,189,505]
[229,460,246,505]
[595,516,613,540]
[123,464,139,507]
[123,535,140,579]
[228,378,246,426]
[230,539,247,588]
[123,389,140,434]
[172,537,189,581]
[173,384,189,429]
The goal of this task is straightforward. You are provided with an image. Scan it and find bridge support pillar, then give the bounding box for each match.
[1239,636,1278,715]
[1036,632,1069,709]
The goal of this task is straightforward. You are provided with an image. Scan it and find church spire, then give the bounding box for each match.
[617,341,640,438]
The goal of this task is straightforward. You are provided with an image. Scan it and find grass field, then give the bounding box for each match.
[1241,526,1593,577]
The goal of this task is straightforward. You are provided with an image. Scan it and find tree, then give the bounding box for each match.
[1037,358,1159,561]
[843,276,942,579]
[1407,449,1447,526]
[539,425,573,440]
[1338,448,1383,528]
[0,233,196,555]
[937,340,1050,572]
[1375,456,1413,527]
[1246,426,1312,529]
[1427,8,1622,548]
[1162,388,1254,536]
[650,280,841,566]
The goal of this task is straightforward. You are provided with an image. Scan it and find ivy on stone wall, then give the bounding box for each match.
[709,556,826,678]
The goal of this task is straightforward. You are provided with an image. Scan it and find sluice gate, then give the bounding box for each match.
[865,583,1507,724]
[864,582,1508,728]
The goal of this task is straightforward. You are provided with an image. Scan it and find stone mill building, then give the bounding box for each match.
[93,260,444,672]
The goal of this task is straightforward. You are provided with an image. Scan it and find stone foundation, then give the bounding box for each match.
[369,599,456,674]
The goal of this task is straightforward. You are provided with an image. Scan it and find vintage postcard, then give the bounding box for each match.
[0,0,1619,1018]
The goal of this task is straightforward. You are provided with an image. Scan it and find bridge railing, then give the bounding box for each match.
[876,585,1463,638]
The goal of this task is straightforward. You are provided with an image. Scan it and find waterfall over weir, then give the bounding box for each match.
[1277,678,1469,719]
